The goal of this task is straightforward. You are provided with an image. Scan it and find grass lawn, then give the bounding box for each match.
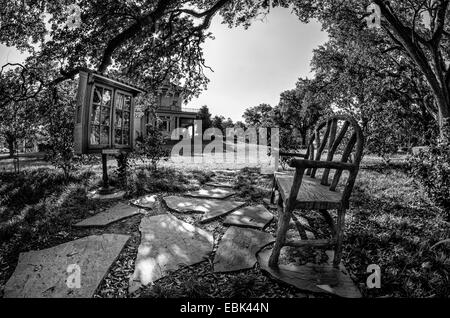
[0,155,448,298]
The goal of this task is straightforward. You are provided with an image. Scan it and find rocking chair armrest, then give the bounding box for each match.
[279,152,308,158]
[288,158,356,171]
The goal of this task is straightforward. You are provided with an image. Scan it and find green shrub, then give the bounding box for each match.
[409,142,450,217]
[45,85,80,180]
[133,126,170,171]
[126,167,200,196]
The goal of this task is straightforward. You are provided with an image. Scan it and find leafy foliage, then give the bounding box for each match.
[0,64,44,156]
[243,103,273,128]
[211,115,234,132]
[242,78,328,152]
[409,143,450,216]
[276,78,328,149]
[134,125,170,171]
[44,83,80,180]
[290,0,450,142]
[0,0,254,101]
[197,105,213,133]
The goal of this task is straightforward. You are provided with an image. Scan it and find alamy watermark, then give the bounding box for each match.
[366,3,382,29]
[366,264,381,289]
[65,4,82,30]
[66,264,81,289]
[170,121,280,169]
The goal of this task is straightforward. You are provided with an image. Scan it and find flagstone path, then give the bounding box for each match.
[257,249,362,298]
[224,205,274,229]
[205,181,234,188]
[4,234,130,298]
[87,189,126,200]
[213,227,275,273]
[130,194,158,209]
[74,202,144,227]
[4,169,361,298]
[129,214,214,293]
[163,195,245,223]
[185,188,236,199]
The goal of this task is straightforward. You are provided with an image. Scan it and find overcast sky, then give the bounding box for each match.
[0,7,328,122]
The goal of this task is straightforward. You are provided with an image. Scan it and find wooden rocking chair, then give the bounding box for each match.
[269,115,364,268]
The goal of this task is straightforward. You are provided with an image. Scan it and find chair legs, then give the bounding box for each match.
[268,196,292,268]
[268,204,346,269]
[333,208,346,267]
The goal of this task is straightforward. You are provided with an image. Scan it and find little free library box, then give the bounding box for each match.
[74,68,144,154]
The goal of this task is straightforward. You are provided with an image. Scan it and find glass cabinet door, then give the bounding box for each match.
[114,91,132,146]
[90,85,112,146]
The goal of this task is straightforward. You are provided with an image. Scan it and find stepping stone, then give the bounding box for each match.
[87,189,126,200]
[74,202,143,227]
[213,175,235,181]
[130,195,157,209]
[214,227,275,272]
[4,234,130,298]
[164,196,245,223]
[212,169,238,176]
[129,214,213,292]
[257,249,362,298]
[224,205,274,229]
[260,166,277,175]
[262,198,278,210]
[185,188,235,199]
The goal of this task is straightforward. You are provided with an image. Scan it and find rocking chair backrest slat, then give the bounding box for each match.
[330,132,357,191]
[321,118,339,185]
[311,120,332,178]
[305,142,315,175]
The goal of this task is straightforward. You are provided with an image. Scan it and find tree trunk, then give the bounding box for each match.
[436,88,450,144]
[8,141,14,157]
[439,113,450,143]
[299,127,308,147]
[301,134,307,147]
[5,133,15,158]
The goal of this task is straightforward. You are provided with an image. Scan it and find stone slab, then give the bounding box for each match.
[212,170,238,176]
[262,198,278,210]
[4,234,130,298]
[87,189,126,200]
[212,175,235,181]
[129,214,213,292]
[205,182,234,188]
[130,195,157,209]
[224,205,274,229]
[184,188,235,199]
[214,227,275,273]
[163,196,245,223]
[257,249,361,298]
[74,202,143,227]
[260,168,275,175]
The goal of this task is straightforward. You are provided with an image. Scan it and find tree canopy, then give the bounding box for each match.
[290,0,450,141]
[2,0,450,152]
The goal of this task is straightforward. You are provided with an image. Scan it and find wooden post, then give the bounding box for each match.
[101,153,109,189]
[13,157,20,173]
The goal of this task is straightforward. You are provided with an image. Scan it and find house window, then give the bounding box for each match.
[159,117,170,132]
[90,86,112,145]
[114,92,132,145]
